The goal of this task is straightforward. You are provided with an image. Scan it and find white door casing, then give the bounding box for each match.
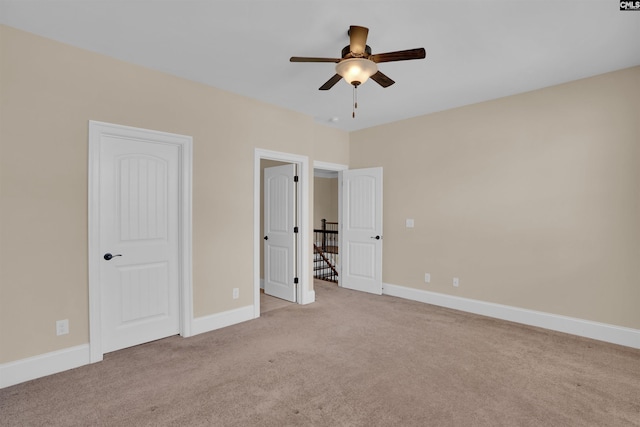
[339,167,383,295]
[89,121,192,363]
[264,164,297,302]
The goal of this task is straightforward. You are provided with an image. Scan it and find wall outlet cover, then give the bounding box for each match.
[56,319,69,336]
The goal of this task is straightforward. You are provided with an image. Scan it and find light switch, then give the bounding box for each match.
[406,219,414,228]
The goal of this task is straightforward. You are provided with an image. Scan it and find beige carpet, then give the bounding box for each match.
[260,289,293,314]
[1,280,639,426]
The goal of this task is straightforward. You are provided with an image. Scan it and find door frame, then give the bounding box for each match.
[88,121,193,363]
[313,161,349,286]
[254,149,311,318]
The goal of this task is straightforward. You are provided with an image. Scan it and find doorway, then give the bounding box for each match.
[88,121,193,363]
[313,162,383,295]
[313,166,341,285]
[254,149,311,318]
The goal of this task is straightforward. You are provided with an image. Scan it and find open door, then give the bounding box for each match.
[264,164,298,302]
[339,167,383,295]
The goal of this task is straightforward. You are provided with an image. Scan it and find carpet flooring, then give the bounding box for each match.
[260,289,293,314]
[1,280,639,426]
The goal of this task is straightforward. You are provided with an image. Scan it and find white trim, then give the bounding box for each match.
[313,160,348,172]
[191,306,255,336]
[0,345,90,389]
[300,290,316,305]
[88,121,193,363]
[314,170,338,178]
[254,149,313,319]
[382,282,640,349]
[180,132,194,338]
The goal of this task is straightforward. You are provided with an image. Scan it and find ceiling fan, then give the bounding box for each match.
[290,25,426,90]
[290,25,426,117]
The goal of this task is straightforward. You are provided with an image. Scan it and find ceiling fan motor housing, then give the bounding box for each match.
[342,45,372,59]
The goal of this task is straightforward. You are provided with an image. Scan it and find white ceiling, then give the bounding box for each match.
[1,1,639,132]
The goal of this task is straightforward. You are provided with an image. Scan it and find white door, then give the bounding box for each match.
[264,164,297,302]
[99,134,180,353]
[339,167,383,295]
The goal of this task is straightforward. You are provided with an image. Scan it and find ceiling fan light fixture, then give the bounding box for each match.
[336,58,378,86]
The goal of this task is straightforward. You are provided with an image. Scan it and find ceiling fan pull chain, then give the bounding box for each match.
[355,85,358,110]
[352,86,355,118]
[352,85,358,118]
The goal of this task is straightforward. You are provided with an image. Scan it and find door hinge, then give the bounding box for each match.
[294,277,299,284]
[294,175,299,182]
[294,226,299,233]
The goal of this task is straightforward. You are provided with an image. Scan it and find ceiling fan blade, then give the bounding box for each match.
[290,56,341,63]
[319,74,343,91]
[369,48,426,63]
[370,71,395,88]
[349,25,369,55]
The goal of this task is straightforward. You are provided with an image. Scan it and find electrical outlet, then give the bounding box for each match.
[424,273,431,283]
[232,288,239,299]
[453,277,459,287]
[56,319,69,336]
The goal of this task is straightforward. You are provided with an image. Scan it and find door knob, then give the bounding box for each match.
[103,253,122,261]
[264,236,269,240]
[370,235,381,240]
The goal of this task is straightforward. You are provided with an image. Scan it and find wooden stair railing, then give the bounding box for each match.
[313,243,339,280]
[314,219,339,282]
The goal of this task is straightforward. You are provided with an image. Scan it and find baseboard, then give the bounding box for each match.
[382,283,640,350]
[191,305,255,336]
[1,306,257,389]
[301,289,315,305]
[0,344,91,389]
[6,288,634,390]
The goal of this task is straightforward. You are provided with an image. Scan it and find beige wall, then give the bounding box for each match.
[1,23,637,366]
[0,25,349,363]
[313,177,338,229]
[350,66,640,329]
